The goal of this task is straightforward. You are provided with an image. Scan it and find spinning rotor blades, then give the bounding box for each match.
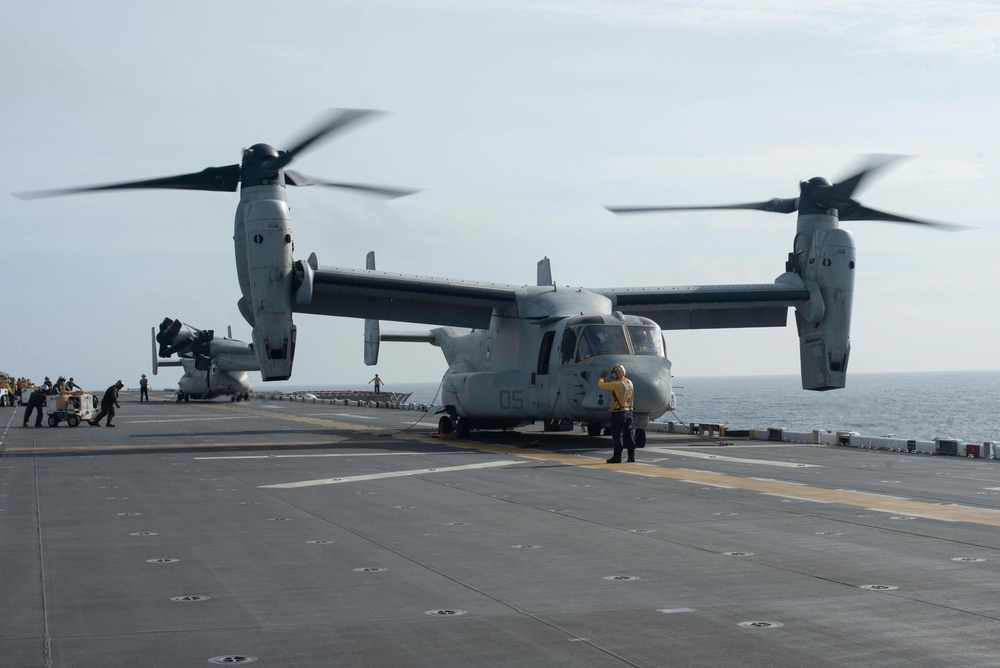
[13,165,242,199]
[283,171,419,199]
[14,108,417,201]
[606,155,967,230]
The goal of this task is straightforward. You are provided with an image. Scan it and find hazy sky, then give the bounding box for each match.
[2,0,998,392]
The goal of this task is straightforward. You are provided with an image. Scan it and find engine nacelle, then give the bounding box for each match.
[241,196,296,381]
[794,225,855,390]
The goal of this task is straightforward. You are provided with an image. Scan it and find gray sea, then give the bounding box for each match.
[279,370,1000,444]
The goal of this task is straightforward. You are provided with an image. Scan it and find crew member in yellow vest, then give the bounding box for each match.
[597,363,637,463]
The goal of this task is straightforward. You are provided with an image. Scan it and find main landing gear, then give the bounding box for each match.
[438,415,471,438]
[438,415,453,435]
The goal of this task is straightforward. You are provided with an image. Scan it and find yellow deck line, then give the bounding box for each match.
[397,434,1000,527]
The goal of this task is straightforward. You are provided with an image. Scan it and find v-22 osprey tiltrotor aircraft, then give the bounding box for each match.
[153,317,259,402]
[17,110,962,442]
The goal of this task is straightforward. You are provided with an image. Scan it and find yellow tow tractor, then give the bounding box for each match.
[47,392,100,427]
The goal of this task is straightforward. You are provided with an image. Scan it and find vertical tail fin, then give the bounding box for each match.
[537,257,553,287]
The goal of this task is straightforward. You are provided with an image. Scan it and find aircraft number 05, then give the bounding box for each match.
[499,389,524,410]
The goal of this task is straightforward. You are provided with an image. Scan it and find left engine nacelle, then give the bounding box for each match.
[240,197,296,381]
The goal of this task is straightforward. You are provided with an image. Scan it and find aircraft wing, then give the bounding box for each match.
[597,283,811,330]
[294,266,520,328]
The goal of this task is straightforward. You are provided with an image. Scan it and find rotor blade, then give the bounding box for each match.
[839,204,969,230]
[275,109,383,169]
[606,198,799,215]
[160,338,194,358]
[156,318,182,346]
[13,165,241,200]
[284,170,420,199]
[830,154,906,202]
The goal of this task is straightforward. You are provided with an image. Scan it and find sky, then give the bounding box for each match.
[2,0,998,393]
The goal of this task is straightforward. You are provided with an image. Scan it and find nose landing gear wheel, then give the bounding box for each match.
[455,417,471,439]
[587,423,602,437]
[634,428,646,448]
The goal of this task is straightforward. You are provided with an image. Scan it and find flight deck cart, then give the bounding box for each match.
[47,392,100,427]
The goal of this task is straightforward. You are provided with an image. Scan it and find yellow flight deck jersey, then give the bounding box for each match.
[597,377,634,412]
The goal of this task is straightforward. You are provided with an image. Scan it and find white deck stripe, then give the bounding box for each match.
[126,416,256,424]
[197,452,423,460]
[763,493,832,504]
[260,460,518,489]
[866,507,959,522]
[647,447,821,468]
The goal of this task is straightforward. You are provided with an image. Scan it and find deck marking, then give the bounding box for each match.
[197,452,426,460]
[127,416,257,424]
[393,435,1000,528]
[866,508,958,522]
[185,404,1000,528]
[763,493,831,504]
[196,403,387,431]
[647,447,821,468]
[680,480,736,489]
[1,440,343,454]
[261,460,518,488]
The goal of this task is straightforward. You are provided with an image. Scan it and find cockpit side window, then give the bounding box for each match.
[576,325,629,362]
[627,325,664,356]
[537,331,555,375]
[559,327,577,366]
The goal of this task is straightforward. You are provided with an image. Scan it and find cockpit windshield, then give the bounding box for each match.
[628,325,664,356]
[576,325,630,361]
[564,321,666,363]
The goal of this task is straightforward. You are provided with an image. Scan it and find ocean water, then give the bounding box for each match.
[668,371,1000,443]
[280,371,1000,443]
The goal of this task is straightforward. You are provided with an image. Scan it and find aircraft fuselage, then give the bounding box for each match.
[436,288,675,431]
[176,359,252,401]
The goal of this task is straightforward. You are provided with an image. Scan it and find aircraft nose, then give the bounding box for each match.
[629,364,673,414]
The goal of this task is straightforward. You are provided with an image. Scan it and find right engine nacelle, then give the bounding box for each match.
[794,226,856,391]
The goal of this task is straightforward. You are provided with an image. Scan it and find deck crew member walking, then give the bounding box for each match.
[89,380,124,427]
[369,373,383,393]
[598,364,637,463]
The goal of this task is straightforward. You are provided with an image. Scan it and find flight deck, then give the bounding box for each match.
[3,392,1000,667]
